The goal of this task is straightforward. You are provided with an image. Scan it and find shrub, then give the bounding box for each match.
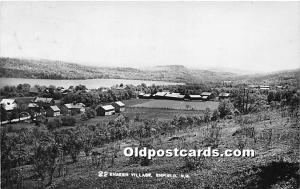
[61,116,76,126]
[218,100,234,118]
[46,118,62,130]
[204,108,211,123]
[211,109,220,121]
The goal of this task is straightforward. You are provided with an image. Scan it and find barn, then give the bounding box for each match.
[186,94,202,100]
[46,105,60,117]
[153,91,169,99]
[112,101,125,113]
[61,103,86,115]
[27,103,46,117]
[259,85,270,90]
[138,93,145,98]
[219,92,231,100]
[0,99,18,111]
[164,93,185,100]
[201,92,213,101]
[96,105,115,116]
[34,97,55,107]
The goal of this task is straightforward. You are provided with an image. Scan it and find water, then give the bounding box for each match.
[0,78,185,89]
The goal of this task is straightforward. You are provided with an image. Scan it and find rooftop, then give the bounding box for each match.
[113,101,125,107]
[50,105,60,112]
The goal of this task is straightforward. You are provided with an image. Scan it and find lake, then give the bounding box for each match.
[0,78,185,89]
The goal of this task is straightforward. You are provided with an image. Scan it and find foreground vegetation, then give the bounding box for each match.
[1,71,299,188]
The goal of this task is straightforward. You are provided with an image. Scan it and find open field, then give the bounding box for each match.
[131,99,219,111]
[47,110,299,189]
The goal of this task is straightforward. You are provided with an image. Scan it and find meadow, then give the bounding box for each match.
[47,109,299,189]
[131,99,219,111]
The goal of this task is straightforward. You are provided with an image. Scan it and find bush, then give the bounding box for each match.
[6,125,14,132]
[61,116,76,126]
[46,118,62,130]
[204,108,211,123]
[218,100,234,118]
[211,109,220,121]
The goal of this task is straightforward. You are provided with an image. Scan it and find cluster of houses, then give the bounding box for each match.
[138,91,231,101]
[0,96,126,119]
[248,85,286,90]
[95,101,125,116]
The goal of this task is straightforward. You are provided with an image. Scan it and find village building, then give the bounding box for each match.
[61,103,86,115]
[248,84,259,89]
[219,92,231,100]
[100,87,109,92]
[15,97,35,105]
[143,94,152,98]
[112,101,125,113]
[46,105,61,117]
[186,94,202,100]
[164,93,185,100]
[153,91,169,99]
[138,93,152,99]
[96,105,115,116]
[56,87,64,91]
[27,103,46,117]
[34,97,55,106]
[0,99,18,111]
[259,85,270,90]
[201,92,213,101]
[138,92,145,98]
[29,87,39,96]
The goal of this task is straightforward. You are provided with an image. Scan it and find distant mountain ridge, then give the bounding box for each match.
[0,57,298,84]
[0,57,239,83]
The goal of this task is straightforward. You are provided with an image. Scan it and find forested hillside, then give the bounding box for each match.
[1,57,298,85]
[0,57,237,82]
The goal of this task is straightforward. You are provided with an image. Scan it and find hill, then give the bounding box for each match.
[0,57,238,83]
[1,57,298,84]
[236,69,300,87]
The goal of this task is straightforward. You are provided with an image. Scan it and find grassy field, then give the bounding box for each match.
[47,109,299,189]
[77,99,207,125]
[2,99,205,131]
[3,107,299,188]
[3,99,299,189]
[131,99,219,111]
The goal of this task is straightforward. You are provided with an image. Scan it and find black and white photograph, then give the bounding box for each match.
[0,1,299,189]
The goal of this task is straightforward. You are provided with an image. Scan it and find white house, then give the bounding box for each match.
[0,99,17,111]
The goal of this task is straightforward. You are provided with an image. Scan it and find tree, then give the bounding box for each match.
[77,126,95,156]
[204,108,211,123]
[64,130,82,163]
[1,105,8,122]
[32,132,59,186]
[267,90,276,103]
[61,116,76,126]
[211,109,220,121]
[218,100,234,118]
[46,118,62,130]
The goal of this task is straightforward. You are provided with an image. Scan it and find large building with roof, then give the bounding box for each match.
[201,92,213,101]
[34,97,55,105]
[219,92,231,100]
[164,93,185,100]
[112,101,125,113]
[0,99,18,111]
[46,105,61,117]
[96,105,115,116]
[186,94,202,100]
[61,103,86,115]
[153,91,169,99]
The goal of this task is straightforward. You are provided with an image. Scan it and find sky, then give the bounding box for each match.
[0,1,299,73]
